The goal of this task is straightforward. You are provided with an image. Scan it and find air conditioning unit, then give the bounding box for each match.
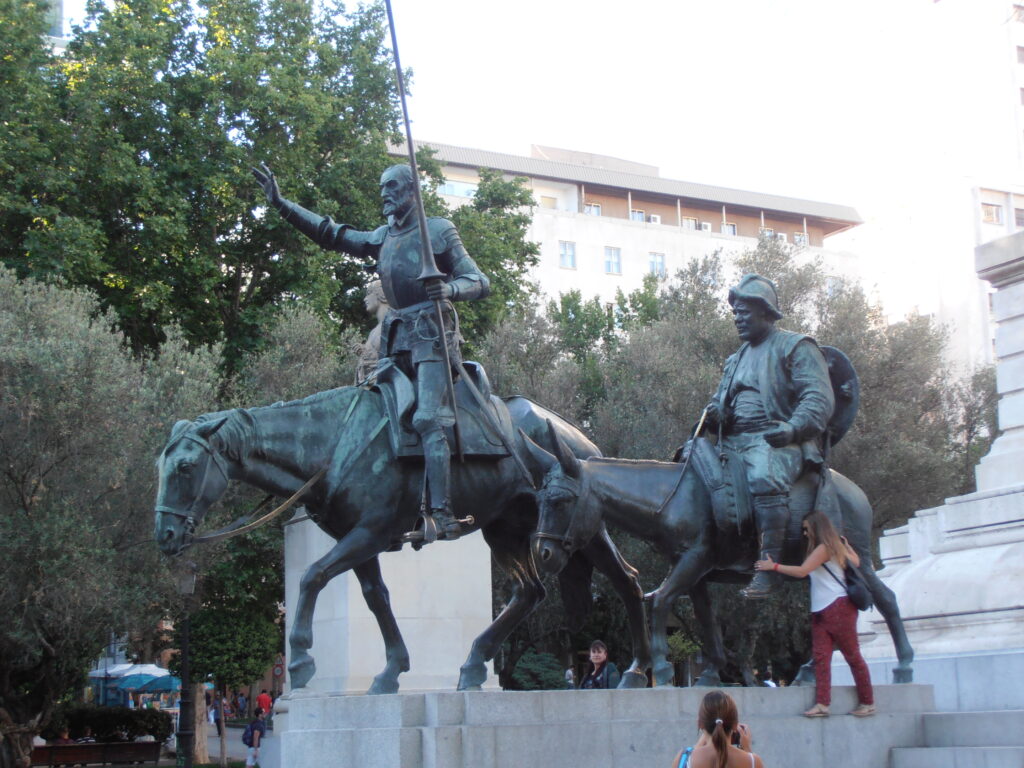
[776,233,787,243]
[700,222,712,233]
[648,214,661,224]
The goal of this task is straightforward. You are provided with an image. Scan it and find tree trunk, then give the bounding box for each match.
[190,684,209,765]
[219,689,227,768]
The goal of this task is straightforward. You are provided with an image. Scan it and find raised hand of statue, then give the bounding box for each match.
[424,278,453,301]
[251,162,282,207]
[763,421,796,448]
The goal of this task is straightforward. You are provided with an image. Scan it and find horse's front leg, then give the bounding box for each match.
[457,522,546,691]
[289,526,379,690]
[859,562,914,682]
[648,549,710,687]
[585,528,651,688]
[353,557,410,694]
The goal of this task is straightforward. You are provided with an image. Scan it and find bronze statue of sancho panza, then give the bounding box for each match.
[252,163,490,542]
[704,273,835,597]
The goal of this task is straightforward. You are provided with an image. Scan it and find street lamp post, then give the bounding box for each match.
[175,562,197,768]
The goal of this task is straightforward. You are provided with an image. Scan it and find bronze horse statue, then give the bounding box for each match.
[527,427,914,688]
[154,385,651,692]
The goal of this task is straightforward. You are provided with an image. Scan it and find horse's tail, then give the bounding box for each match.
[557,551,595,631]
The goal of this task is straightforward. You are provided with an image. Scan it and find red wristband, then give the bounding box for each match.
[773,563,779,572]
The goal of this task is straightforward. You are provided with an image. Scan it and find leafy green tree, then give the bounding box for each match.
[1,0,402,374]
[0,267,221,768]
[447,169,540,351]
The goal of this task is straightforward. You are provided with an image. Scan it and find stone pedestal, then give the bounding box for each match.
[842,231,1024,710]
[274,685,935,768]
[283,509,497,694]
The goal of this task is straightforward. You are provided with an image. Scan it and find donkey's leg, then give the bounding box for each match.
[689,579,727,687]
[860,563,914,683]
[289,527,379,690]
[457,522,545,691]
[353,557,411,694]
[649,549,711,687]
[585,528,651,688]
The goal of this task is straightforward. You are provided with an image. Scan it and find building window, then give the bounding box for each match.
[630,208,645,222]
[540,195,557,209]
[559,240,576,269]
[1019,46,1024,64]
[1020,88,1024,106]
[681,217,698,230]
[721,222,737,236]
[793,232,809,246]
[438,179,477,198]
[1016,4,1024,22]
[759,227,774,238]
[604,247,622,275]
[649,252,666,276]
[981,203,1003,224]
[1016,208,1024,228]
[584,203,602,216]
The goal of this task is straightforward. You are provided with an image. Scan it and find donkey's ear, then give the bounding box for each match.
[546,420,582,480]
[194,416,229,440]
[518,428,557,486]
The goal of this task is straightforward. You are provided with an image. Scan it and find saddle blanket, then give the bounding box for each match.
[373,360,512,461]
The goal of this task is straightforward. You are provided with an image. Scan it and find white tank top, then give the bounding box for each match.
[809,557,847,612]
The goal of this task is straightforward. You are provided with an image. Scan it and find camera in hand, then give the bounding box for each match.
[731,730,741,747]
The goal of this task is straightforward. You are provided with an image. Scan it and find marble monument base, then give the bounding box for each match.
[273,685,935,768]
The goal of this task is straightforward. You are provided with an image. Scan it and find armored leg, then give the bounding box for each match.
[411,361,461,541]
[741,493,790,599]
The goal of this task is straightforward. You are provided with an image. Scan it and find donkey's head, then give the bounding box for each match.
[154,416,231,556]
[523,422,598,575]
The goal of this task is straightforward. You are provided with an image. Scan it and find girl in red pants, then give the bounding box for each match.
[755,510,875,718]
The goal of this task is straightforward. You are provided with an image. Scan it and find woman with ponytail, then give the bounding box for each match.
[754,510,875,718]
[669,691,763,768]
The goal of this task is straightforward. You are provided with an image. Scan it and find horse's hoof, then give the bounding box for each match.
[617,670,648,689]
[289,656,316,690]
[457,663,487,691]
[892,667,913,684]
[368,674,400,695]
[694,672,722,687]
[653,662,675,687]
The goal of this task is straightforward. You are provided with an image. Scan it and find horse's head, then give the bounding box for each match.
[154,416,231,556]
[523,423,595,575]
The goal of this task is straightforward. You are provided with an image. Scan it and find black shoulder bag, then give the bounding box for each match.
[822,562,873,611]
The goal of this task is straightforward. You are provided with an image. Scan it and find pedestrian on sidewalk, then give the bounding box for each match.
[242,708,267,767]
[754,510,875,718]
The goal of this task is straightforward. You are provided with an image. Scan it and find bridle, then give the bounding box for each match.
[531,469,589,554]
[155,432,231,538]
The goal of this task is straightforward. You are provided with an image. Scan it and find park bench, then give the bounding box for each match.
[30,741,161,767]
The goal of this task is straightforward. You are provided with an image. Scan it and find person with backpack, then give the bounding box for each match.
[242,707,267,766]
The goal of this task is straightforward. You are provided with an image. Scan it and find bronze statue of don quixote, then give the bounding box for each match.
[153,1,912,695]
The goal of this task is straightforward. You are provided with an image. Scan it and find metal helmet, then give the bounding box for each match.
[728,273,782,320]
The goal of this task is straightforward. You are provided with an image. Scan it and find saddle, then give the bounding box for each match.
[372,360,512,460]
[679,436,841,558]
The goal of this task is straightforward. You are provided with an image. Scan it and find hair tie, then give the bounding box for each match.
[715,718,723,726]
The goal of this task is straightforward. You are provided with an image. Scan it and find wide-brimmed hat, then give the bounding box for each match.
[728,273,782,320]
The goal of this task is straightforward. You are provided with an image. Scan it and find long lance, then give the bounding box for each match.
[383,0,462,462]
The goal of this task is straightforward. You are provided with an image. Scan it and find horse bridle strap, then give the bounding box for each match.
[188,466,327,546]
[532,470,589,552]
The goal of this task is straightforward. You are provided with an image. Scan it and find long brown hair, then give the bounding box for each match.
[804,510,847,568]
[698,690,738,768]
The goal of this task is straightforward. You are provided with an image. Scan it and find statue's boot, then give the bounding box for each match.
[402,426,466,543]
[741,494,790,599]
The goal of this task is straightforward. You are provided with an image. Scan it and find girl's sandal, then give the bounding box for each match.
[803,703,830,718]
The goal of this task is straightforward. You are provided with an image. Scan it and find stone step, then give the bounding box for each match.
[922,710,1024,747]
[277,685,935,768]
[891,746,1024,768]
